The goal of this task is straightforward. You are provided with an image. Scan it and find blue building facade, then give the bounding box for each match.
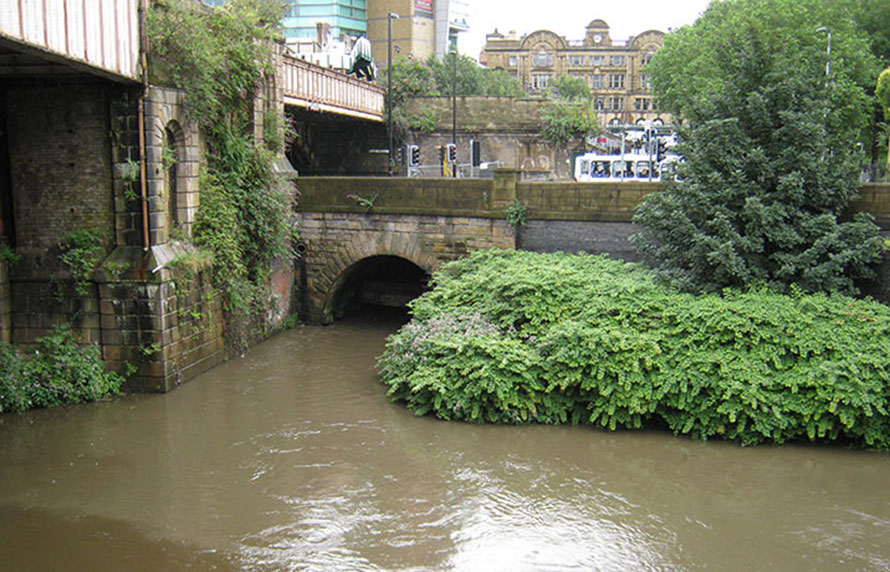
[282,0,367,41]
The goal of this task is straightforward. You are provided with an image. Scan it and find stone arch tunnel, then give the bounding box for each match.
[323,254,429,321]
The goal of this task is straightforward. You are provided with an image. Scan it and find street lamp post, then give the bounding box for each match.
[451,46,457,178]
[816,26,831,83]
[387,12,400,176]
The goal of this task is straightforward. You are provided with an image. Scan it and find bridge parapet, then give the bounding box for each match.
[281,54,384,121]
[296,171,665,222]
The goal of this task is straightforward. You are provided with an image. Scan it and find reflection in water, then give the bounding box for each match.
[1,311,889,571]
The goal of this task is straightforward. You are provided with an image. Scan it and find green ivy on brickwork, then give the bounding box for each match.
[148,0,298,351]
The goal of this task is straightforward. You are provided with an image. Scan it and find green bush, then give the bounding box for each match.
[0,326,123,414]
[378,250,890,449]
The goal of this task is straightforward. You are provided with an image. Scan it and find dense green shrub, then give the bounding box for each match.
[378,250,890,449]
[0,326,123,414]
[635,0,883,295]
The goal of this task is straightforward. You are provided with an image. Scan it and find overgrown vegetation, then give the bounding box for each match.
[148,0,297,351]
[57,230,105,296]
[538,74,599,145]
[0,325,123,413]
[378,250,890,449]
[634,0,884,294]
[503,199,527,235]
[381,53,525,136]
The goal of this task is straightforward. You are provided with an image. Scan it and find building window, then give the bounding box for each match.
[533,49,553,67]
[594,98,605,111]
[609,74,625,89]
[164,126,180,230]
[634,98,650,111]
[590,55,605,67]
[568,55,585,67]
[640,73,651,90]
[508,55,517,67]
[532,73,552,90]
[590,74,605,89]
[609,97,623,110]
[609,55,626,67]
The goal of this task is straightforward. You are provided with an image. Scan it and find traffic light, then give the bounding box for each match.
[407,144,420,167]
[398,145,405,166]
[446,143,457,163]
[438,145,446,164]
[471,140,481,167]
[656,139,666,162]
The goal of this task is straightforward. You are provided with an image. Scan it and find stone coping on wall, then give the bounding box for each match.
[298,176,890,226]
[94,242,213,284]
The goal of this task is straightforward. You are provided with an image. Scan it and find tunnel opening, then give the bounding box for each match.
[328,255,429,322]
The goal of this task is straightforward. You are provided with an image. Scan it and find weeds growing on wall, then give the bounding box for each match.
[148,0,297,350]
[56,229,105,297]
[0,325,123,413]
[378,250,890,449]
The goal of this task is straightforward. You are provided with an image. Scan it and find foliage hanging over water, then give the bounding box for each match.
[378,250,890,449]
[148,0,297,349]
[0,325,123,413]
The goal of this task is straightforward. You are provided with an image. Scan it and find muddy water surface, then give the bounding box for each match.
[1,313,889,571]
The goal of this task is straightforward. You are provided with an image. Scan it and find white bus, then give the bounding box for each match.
[573,152,684,182]
[574,152,661,182]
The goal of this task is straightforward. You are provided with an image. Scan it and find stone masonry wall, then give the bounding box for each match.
[402,97,585,180]
[296,211,513,322]
[97,251,224,393]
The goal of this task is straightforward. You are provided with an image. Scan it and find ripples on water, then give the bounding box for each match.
[1,312,890,571]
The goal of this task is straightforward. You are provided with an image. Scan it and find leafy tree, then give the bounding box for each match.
[425,53,525,97]
[536,74,598,145]
[853,0,890,65]
[545,74,590,101]
[633,0,883,295]
[382,56,439,104]
[481,68,528,97]
[380,53,525,136]
[538,99,599,145]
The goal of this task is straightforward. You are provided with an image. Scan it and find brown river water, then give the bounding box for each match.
[1,310,889,571]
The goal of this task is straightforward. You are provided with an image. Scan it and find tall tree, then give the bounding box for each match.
[632,0,883,294]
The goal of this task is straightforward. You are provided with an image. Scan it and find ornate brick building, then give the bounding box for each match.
[480,19,671,127]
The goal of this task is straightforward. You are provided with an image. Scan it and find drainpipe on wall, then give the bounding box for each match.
[137,0,150,252]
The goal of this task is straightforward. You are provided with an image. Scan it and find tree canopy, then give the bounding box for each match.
[632,0,883,294]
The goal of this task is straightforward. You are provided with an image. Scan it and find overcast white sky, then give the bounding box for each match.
[459,0,713,59]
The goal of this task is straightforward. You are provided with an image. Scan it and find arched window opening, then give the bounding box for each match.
[164,127,180,232]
